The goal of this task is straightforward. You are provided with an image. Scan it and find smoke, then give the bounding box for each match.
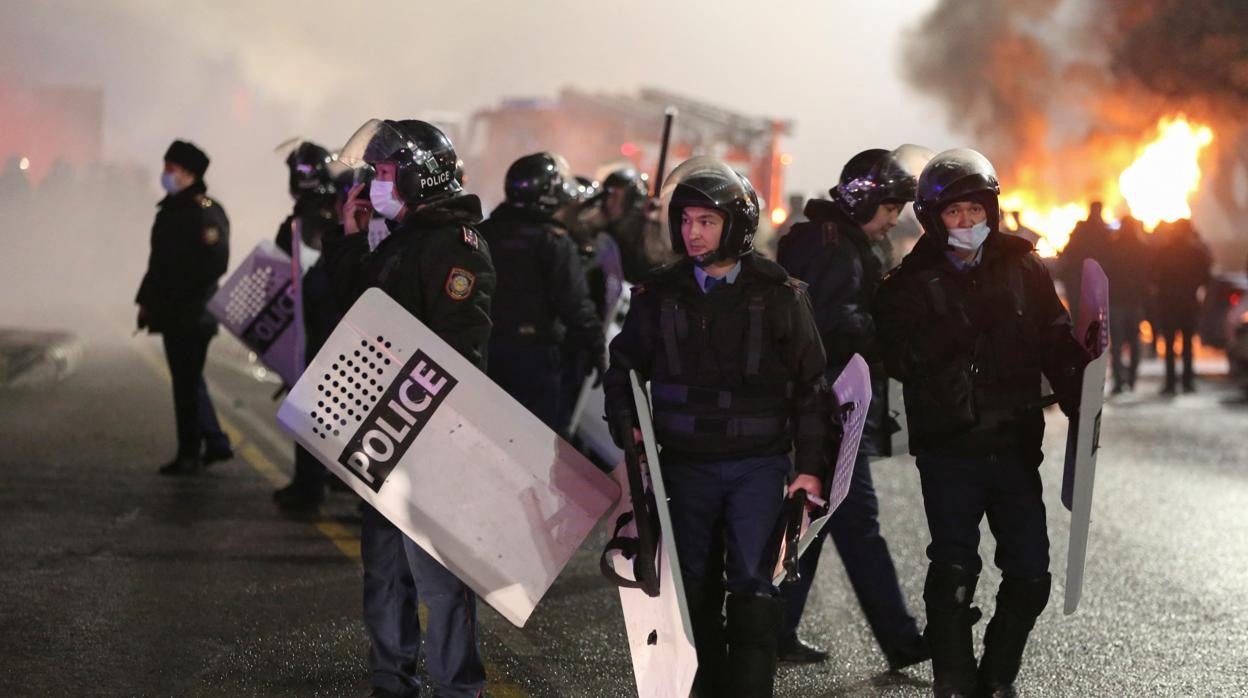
[903,0,1248,238]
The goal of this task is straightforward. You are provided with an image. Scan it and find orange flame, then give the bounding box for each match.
[1118,116,1213,230]
[1000,115,1214,257]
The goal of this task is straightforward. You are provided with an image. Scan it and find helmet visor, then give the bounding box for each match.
[330,119,415,184]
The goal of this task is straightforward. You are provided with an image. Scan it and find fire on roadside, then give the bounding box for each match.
[999,115,1215,257]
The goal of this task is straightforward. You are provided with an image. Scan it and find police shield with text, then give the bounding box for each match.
[604,157,828,697]
[875,148,1090,697]
[135,139,233,475]
[325,118,495,698]
[478,152,604,430]
[775,147,930,671]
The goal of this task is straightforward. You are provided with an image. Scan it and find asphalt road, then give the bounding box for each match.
[2,319,1246,697]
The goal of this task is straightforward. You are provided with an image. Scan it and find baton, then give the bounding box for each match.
[652,107,677,197]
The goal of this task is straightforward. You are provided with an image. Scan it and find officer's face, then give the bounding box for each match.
[681,206,726,258]
[862,202,904,240]
[605,187,629,221]
[940,201,987,230]
[162,161,195,190]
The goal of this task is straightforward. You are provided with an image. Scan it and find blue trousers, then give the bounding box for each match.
[779,448,921,653]
[915,451,1049,578]
[360,505,485,697]
[663,454,790,595]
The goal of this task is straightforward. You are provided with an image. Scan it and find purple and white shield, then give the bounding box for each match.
[1061,258,1110,614]
[207,240,301,387]
[774,354,871,584]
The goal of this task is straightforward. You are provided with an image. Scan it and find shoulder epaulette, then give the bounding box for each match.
[195,194,213,209]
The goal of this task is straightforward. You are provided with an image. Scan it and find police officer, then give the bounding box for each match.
[775,148,929,671]
[272,141,341,512]
[604,157,828,697]
[875,149,1089,697]
[478,153,604,430]
[593,166,664,283]
[326,119,494,698]
[135,139,233,475]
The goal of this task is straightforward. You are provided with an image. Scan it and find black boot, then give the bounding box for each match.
[685,577,728,698]
[924,563,981,697]
[977,574,1050,697]
[725,593,782,698]
[158,455,201,476]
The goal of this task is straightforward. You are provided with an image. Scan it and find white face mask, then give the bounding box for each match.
[947,221,991,251]
[369,180,405,221]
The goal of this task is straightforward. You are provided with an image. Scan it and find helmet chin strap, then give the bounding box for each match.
[692,245,734,268]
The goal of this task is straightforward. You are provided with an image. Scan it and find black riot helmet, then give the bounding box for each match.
[601,167,650,211]
[504,152,574,212]
[831,146,927,224]
[913,147,1001,237]
[335,118,464,207]
[283,141,334,197]
[661,156,760,267]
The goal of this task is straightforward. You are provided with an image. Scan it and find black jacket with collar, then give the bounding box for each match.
[875,231,1087,459]
[135,182,230,334]
[604,253,829,476]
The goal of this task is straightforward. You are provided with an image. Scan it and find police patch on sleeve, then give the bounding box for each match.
[445,267,476,301]
[202,226,221,245]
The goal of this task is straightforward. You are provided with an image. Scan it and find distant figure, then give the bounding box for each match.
[1059,201,1113,318]
[1151,218,1213,394]
[1104,215,1150,393]
[135,140,232,475]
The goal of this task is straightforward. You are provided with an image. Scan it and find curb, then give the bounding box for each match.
[0,329,85,388]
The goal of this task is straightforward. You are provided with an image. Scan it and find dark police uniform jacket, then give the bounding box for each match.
[324,195,495,371]
[875,231,1087,460]
[604,253,829,477]
[777,200,897,454]
[477,203,603,357]
[135,183,229,333]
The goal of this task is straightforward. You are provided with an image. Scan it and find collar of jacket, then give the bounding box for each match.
[802,198,870,244]
[655,251,789,291]
[487,202,569,234]
[905,229,1032,271]
[400,194,484,229]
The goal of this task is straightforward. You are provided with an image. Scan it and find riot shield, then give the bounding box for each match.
[276,288,619,627]
[600,371,697,698]
[1061,259,1110,615]
[207,240,303,387]
[773,354,870,585]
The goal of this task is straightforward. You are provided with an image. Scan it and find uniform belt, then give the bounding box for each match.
[654,414,787,438]
[651,382,793,410]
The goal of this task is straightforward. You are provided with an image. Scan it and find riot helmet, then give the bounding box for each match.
[504,152,574,212]
[571,175,601,204]
[913,147,1001,238]
[601,167,650,217]
[281,140,334,197]
[661,156,759,267]
[335,119,463,209]
[832,146,929,224]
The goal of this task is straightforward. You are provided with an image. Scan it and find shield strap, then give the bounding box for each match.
[660,297,687,376]
[746,294,766,375]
